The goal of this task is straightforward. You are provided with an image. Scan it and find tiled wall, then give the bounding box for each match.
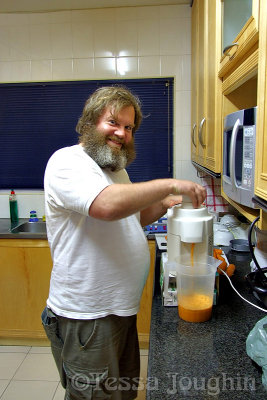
[0,4,200,218]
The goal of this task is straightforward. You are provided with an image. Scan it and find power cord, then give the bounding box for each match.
[248,215,267,284]
[218,267,267,313]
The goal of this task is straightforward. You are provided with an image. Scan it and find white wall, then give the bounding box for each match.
[0,4,200,218]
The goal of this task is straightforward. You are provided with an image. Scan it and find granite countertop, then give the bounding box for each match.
[147,247,267,399]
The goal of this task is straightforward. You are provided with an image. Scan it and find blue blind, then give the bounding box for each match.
[0,78,173,188]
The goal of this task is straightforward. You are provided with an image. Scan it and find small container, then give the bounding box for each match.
[230,239,250,252]
[9,190,18,223]
[29,210,39,222]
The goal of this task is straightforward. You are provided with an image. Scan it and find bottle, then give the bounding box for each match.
[29,210,39,222]
[9,190,18,223]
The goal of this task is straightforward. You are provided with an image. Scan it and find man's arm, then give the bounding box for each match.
[89,178,206,222]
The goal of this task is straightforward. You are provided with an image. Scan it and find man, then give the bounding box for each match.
[42,86,206,400]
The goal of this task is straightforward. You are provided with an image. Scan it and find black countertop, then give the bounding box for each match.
[147,247,267,399]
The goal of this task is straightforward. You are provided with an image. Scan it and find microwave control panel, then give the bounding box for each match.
[242,126,255,188]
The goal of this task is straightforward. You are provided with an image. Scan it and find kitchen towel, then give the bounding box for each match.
[201,175,229,213]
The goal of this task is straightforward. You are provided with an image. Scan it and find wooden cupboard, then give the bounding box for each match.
[219,0,259,79]
[191,0,266,227]
[137,239,155,349]
[191,0,222,174]
[0,238,155,348]
[0,239,51,345]
[219,0,267,228]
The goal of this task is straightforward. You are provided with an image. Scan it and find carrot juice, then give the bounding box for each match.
[178,293,213,322]
[177,243,215,322]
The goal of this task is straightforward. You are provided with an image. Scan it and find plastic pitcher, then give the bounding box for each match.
[176,255,221,322]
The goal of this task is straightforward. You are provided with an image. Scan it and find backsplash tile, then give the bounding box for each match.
[116,20,138,57]
[72,22,94,58]
[73,58,94,79]
[93,21,116,58]
[52,59,73,80]
[29,24,51,60]
[50,23,73,59]
[0,191,45,219]
[138,56,161,76]
[116,57,138,77]
[138,19,160,57]
[94,57,116,78]
[9,25,30,61]
[31,60,52,81]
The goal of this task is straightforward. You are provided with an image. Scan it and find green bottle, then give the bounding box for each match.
[9,190,18,223]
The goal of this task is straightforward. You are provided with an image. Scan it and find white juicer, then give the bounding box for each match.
[167,198,213,263]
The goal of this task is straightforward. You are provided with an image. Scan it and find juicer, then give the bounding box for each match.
[167,197,213,263]
[161,197,214,307]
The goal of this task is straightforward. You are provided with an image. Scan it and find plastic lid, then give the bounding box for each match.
[11,190,15,194]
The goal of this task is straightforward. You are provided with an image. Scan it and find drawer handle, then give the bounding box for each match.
[223,42,239,60]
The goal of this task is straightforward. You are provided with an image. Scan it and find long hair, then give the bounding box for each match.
[76,86,142,142]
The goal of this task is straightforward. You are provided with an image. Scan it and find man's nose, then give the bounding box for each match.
[114,126,127,137]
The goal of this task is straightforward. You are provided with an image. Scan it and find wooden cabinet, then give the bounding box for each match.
[0,238,155,348]
[254,0,267,202]
[220,0,267,228]
[192,0,266,227]
[219,0,259,79]
[0,239,52,345]
[191,0,222,174]
[137,239,155,349]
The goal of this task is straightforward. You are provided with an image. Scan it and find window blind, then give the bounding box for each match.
[0,78,173,188]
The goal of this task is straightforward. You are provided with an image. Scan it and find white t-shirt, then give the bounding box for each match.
[44,145,150,319]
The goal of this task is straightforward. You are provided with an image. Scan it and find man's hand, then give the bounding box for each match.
[161,195,183,210]
[171,180,206,209]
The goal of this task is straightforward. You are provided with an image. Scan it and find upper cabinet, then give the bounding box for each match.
[254,0,267,202]
[219,0,267,227]
[219,0,259,78]
[191,0,222,174]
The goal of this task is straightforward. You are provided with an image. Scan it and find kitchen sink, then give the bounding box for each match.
[11,221,47,234]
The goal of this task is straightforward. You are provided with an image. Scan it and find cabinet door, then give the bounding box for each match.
[219,0,259,78]
[191,0,199,163]
[137,240,155,349]
[204,0,222,172]
[191,0,206,166]
[0,240,52,343]
[196,0,206,166]
[191,0,222,173]
[254,0,267,201]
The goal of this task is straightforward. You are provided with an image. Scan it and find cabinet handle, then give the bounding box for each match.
[198,118,206,148]
[191,123,196,147]
[223,42,239,60]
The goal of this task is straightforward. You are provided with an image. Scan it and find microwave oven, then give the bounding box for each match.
[222,107,258,209]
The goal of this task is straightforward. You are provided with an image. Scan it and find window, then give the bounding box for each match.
[0,78,173,188]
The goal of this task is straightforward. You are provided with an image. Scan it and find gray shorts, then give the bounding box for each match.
[41,307,140,400]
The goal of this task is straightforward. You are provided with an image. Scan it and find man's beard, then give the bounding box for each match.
[82,126,136,171]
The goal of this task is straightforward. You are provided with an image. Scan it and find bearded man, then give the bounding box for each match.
[42,86,206,400]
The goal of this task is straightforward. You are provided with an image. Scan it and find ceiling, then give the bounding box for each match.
[0,0,191,13]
